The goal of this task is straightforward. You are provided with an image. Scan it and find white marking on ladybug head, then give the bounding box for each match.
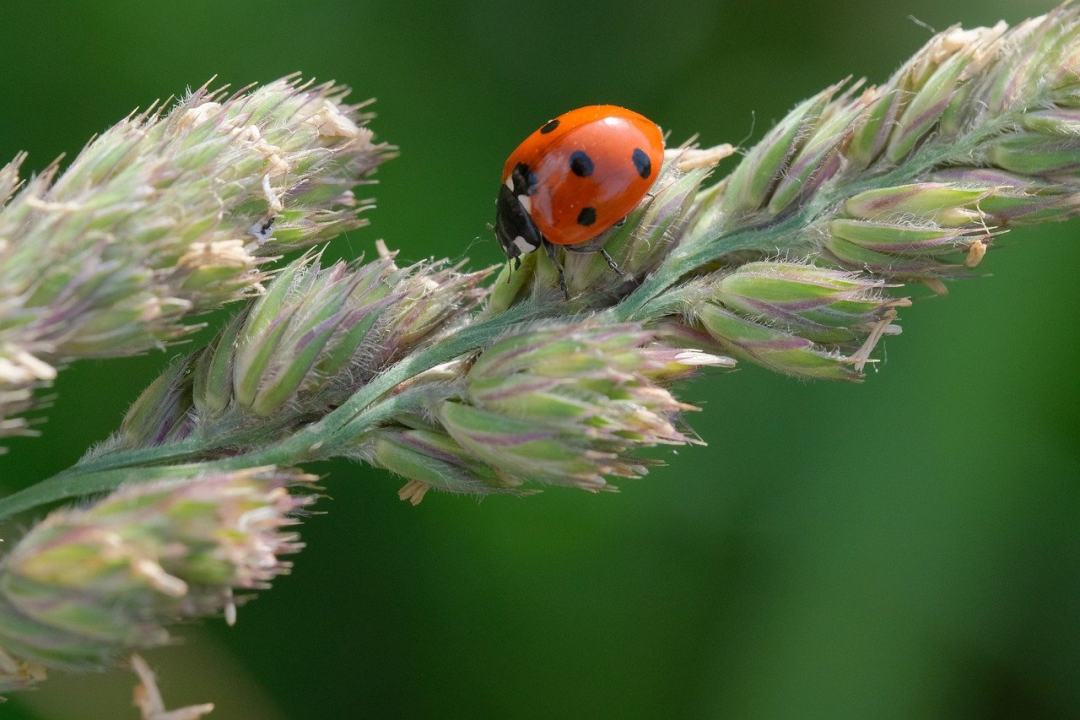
[512,236,537,255]
[504,177,514,191]
[517,194,532,213]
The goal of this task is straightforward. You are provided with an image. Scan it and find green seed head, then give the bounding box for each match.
[434,323,714,492]
[694,302,863,382]
[366,261,492,369]
[988,134,1080,175]
[231,256,397,417]
[828,218,986,257]
[0,76,395,437]
[723,84,836,217]
[0,467,314,687]
[843,184,992,225]
[710,262,903,346]
[368,428,524,501]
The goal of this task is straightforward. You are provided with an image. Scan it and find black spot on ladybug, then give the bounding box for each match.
[512,162,538,195]
[569,151,594,177]
[577,206,597,226]
[540,118,560,134]
[632,148,652,179]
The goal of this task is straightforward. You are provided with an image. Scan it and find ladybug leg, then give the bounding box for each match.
[599,247,625,276]
[543,239,570,300]
[503,255,523,284]
[563,230,632,282]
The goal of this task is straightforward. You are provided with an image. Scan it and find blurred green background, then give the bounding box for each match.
[1,0,1078,717]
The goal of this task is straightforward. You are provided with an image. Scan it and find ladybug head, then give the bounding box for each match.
[495,174,542,263]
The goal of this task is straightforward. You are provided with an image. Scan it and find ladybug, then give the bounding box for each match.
[495,105,665,273]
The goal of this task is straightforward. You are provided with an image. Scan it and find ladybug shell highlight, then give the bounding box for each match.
[496,105,664,260]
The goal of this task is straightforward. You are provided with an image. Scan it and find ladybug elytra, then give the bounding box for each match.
[495,105,665,271]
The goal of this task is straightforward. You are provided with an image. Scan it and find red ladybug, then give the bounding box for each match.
[495,105,665,269]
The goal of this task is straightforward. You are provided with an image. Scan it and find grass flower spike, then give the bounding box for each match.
[0,77,394,440]
[0,467,314,691]
[435,323,723,492]
[95,252,490,456]
[682,262,907,380]
[204,254,397,420]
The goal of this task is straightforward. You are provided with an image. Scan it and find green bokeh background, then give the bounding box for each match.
[1,0,1078,717]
